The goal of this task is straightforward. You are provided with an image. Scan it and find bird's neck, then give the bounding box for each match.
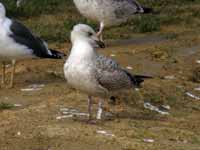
[69,40,97,61]
[0,17,10,36]
[0,17,5,24]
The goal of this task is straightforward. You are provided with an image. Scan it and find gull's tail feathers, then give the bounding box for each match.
[35,37,66,59]
[142,7,154,14]
[48,49,66,59]
[124,70,153,87]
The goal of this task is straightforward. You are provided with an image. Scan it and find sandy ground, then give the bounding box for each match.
[0,35,200,150]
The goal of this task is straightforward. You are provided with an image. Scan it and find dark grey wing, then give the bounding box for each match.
[112,0,144,19]
[9,20,35,40]
[94,55,133,91]
[9,20,54,58]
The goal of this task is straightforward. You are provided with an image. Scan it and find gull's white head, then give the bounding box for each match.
[0,3,6,19]
[71,24,105,48]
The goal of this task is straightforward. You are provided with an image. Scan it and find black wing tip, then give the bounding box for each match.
[124,70,153,87]
[49,49,66,59]
[134,75,153,79]
[142,7,154,14]
[133,75,153,87]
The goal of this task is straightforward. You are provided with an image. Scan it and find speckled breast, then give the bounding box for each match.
[64,63,107,97]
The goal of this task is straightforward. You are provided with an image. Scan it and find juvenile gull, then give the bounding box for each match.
[64,24,151,120]
[0,2,65,88]
[73,0,153,39]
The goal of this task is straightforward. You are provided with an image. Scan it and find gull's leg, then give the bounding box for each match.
[16,0,23,7]
[88,96,93,120]
[97,22,104,41]
[1,61,6,86]
[96,99,103,120]
[8,60,16,88]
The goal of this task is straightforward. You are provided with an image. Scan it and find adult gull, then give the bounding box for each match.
[73,0,153,39]
[0,2,65,88]
[64,24,151,121]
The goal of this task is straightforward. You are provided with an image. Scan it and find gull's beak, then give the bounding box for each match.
[95,40,105,48]
[91,34,105,48]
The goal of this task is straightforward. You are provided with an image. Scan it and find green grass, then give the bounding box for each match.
[2,0,73,17]
[144,92,163,104]
[135,15,160,33]
[1,0,200,43]
[0,102,14,110]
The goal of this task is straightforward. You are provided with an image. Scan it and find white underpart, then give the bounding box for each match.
[0,18,34,61]
[64,39,106,97]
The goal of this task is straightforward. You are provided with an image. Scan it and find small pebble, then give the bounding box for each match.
[196,60,200,64]
[143,138,155,143]
[110,54,116,57]
[6,64,11,68]
[97,130,115,137]
[183,140,188,144]
[194,87,200,91]
[135,88,140,91]
[4,97,9,100]
[17,131,21,136]
[126,66,133,70]
[14,104,22,107]
[164,75,175,80]
[56,115,73,120]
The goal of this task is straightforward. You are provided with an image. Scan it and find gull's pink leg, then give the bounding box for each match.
[8,59,16,88]
[88,96,93,120]
[96,99,103,120]
[1,61,6,86]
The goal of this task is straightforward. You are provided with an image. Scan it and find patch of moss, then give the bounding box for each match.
[0,102,14,110]
[133,15,161,33]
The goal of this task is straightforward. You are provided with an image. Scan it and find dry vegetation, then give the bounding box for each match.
[0,0,200,150]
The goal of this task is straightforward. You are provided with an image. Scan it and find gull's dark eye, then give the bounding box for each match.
[88,32,93,36]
